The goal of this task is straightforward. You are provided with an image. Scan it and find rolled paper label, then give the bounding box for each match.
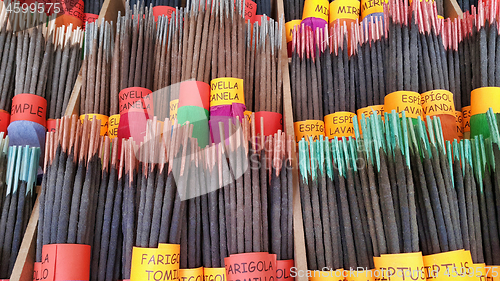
[357,105,384,121]
[462,106,471,133]
[152,6,176,20]
[33,262,42,281]
[421,89,456,117]
[244,110,252,123]
[360,0,385,20]
[422,250,473,280]
[0,110,10,133]
[179,267,204,281]
[472,264,486,281]
[210,78,245,107]
[80,114,109,136]
[324,112,356,139]
[373,252,425,281]
[471,87,500,115]
[486,266,500,281]
[179,81,210,110]
[255,111,283,136]
[252,15,264,25]
[455,111,463,138]
[119,87,154,116]
[84,13,99,24]
[131,244,180,281]
[309,269,344,281]
[46,119,58,133]
[244,0,257,22]
[276,260,294,281]
[285,20,302,43]
[294,120,325,144]
[54,0,84,28]
[108,114,120,139]
[225,252,277,281]
[41,244,91,281]
[384,91,422,119]
[344,270,375,281]
[204,268,226,281]
[170,99,179,120]
[11,94,47,128]
[302,0,329,22]
[329,0,360,24]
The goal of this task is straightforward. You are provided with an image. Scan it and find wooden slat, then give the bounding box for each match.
[444,0,463,19]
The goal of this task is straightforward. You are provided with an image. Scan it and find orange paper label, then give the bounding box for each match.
[204,268,226,281]
[0,110,10,133]
[455,111,463,138]
[152,6,176,20]
[131,244,180,281]
[324,112,356,139]
[329,0,360,23]
[472,264,487,281]
[210,78,245,107]
[462,106,471,133]
[294,120,325,144]
[84,13,99,24]
[180,267,204,281]
[486,266,500,281]
[244,111,252,123]
[11,94,47,127]
[308,269,344,281]
[373,252,425,281]
[80,114,109,136]
[384,91,423,119]
[244,0,257,22]
[225,252,277,281]
[41,244,91,281]
[357,105,384,122]
[277,260,294,281]
[108,114,120,139]
[179,81,210,110]
[285,20,302,43]
[255,111,283,136]
[302,0,329,21]
[421,90,456,117]
[423,250,473,280]
[471,87,500,116]
[344,270,375,281]
[170,99,179,120]
[360,0,385,19]
[119,87,154,116]
[46,119,58,133]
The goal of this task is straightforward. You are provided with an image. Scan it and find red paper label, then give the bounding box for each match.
[179,81,210,110]
[225,252,277,281]
[84,13,99,24]
[244,0,257,21]
[254,111,283,136]
[33,262,42,281]
[53,0,84,28]
[153,6,176,20]
[10,94,47,128]
[46,119,59,133]
[252,15,264,25]
[0,110,10,133]
[119,87,154,116]
[41,244,91,281]
[276,260,294,281]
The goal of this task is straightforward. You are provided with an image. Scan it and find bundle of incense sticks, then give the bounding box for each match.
[0,16,15,115]
[129,0,181,9]
[0,142,40,278]
[443,18,462,111]
[283,0,303,22]
[80,20,113,116]
[84,0,105,15]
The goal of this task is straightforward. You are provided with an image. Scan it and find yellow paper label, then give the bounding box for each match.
[180,267,204,281]
[244,111,252,123]
[108,114,120,139]
[204,268,226,281]
[344,270,374,281]
[422,250,473,280]
[130,245,180,281]
[324,112,356,139]
[210,78,245,107]
[360,0,385,19]
[309,269,344,281]
[373,252,425,281]
[471,87,500,115]
[170,99,179,120]
[486,266,500,281]
[421,89,455,117]
[329,0,360,23]
[462,106,471,133]
[455,111,463,138]
[80,114,109,136]
[294,120,325,144]
[302,0,329,21]
[285,20,302,43]
[384,91,423,119]
[471,264,486,281]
